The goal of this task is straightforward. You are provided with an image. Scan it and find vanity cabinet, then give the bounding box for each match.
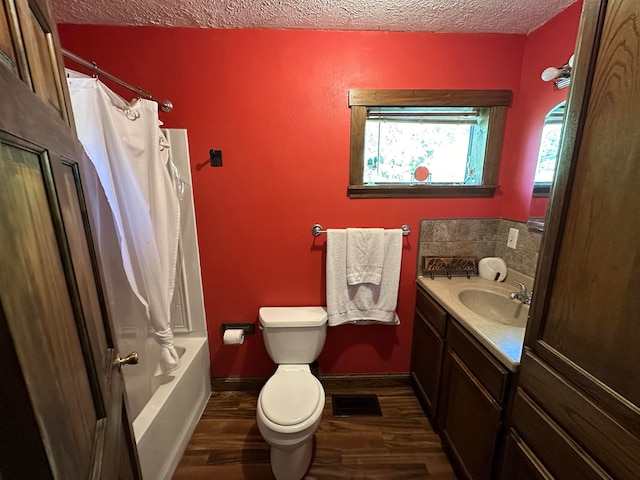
[439,320,512,480]
[410,286,448,421]
[499,429,551,480]
[411,286,515,480]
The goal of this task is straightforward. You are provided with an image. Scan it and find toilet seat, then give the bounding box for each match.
[260,371,322,426]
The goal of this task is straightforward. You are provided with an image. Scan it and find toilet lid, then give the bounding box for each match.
[260,372,322,426]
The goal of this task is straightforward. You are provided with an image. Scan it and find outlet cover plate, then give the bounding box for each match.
[507,228,519,249]
[209,149,223,167]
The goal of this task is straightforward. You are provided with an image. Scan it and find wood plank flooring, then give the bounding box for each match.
[173,383,457,479]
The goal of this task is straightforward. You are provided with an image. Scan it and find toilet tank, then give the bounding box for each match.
[259,307,327,364]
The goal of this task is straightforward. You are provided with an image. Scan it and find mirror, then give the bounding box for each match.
[533,102,565,192]
[520,2,581,231]
[528,101,566,230]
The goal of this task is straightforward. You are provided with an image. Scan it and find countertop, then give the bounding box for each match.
[416,271,533,372]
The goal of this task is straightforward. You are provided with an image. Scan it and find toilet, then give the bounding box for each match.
[256,306,328,480]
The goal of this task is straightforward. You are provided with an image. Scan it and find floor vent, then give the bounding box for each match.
[331,394,382,417]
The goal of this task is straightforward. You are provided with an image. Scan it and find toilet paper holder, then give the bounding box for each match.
[221,322,255,336]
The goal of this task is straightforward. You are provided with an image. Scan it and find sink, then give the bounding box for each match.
[457,288,529,327]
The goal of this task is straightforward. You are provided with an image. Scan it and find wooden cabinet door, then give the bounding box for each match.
[512,0,640,477]
[0,0,140,478]
[499,430,552,480]
[439,349,502,480]
[410,308,444,419]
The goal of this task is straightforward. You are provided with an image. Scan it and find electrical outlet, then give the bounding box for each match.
[507,228,519,249]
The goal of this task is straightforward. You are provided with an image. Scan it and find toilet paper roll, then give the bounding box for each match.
[223,329,245,345]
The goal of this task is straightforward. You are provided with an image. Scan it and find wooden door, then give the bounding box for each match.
[508,0,640,478]
[0,0,140,478]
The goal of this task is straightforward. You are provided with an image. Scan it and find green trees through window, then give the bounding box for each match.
[364,107,488,185]
[348,90,512,198]
[534,102,565,186]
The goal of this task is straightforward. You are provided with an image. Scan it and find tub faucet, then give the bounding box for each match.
[509,280,532,305]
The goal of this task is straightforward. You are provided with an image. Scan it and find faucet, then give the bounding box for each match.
[509,280,532,305]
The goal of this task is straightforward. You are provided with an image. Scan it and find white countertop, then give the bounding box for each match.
[417,272,533,372]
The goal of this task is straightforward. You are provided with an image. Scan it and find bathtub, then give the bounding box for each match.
[133,336,211,480]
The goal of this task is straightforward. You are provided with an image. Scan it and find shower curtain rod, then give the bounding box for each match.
[62,48,173,113]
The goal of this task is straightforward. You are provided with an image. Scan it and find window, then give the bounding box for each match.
[348,89,512,198]
[533,102,565,196]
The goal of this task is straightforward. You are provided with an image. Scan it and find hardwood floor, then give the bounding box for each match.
[173,382,457,479]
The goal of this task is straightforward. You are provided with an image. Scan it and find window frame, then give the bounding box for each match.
[348,89,512,198]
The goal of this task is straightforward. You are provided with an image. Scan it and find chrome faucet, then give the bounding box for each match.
[509,280,532,305]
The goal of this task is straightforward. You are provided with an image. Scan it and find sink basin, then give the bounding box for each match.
[457,288,529,327]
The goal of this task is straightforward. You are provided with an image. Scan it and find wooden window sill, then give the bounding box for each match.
[347,185,499,198]
[532,185,551,197]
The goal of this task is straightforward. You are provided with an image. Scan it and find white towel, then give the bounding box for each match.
[326,229,402,326]
[346,228,385,285]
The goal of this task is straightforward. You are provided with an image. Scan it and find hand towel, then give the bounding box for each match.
[346,228,385,285]
[326,229,403,326]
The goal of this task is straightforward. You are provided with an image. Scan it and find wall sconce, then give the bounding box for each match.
[541,54,575,89]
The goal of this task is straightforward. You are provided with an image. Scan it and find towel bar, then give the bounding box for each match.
[311,224,411,237]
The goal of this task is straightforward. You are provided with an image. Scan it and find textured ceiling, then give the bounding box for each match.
[52,0,577,34]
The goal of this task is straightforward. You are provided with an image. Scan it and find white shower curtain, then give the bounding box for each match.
[67,71,181,375]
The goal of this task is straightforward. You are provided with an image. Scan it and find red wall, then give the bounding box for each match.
[57,21,571,378]
[500,1,583,220]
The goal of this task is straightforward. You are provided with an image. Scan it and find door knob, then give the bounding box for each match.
[114,351,139,368]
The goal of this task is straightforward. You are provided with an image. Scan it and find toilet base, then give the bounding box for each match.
[269,438,313,480]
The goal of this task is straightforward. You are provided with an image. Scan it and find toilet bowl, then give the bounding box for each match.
[256,306,327,480]
[257,365,325,480]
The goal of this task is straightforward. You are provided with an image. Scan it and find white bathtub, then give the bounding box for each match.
[133,336,211,480]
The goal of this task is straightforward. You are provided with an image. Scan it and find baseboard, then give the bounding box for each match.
[320,373,411,390]
[211,376,267,392]
[211,372,411,393]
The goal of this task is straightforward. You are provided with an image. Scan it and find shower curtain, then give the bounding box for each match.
[67,71,181,375]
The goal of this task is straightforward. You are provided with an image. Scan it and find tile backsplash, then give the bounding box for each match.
[418,218,541,278]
